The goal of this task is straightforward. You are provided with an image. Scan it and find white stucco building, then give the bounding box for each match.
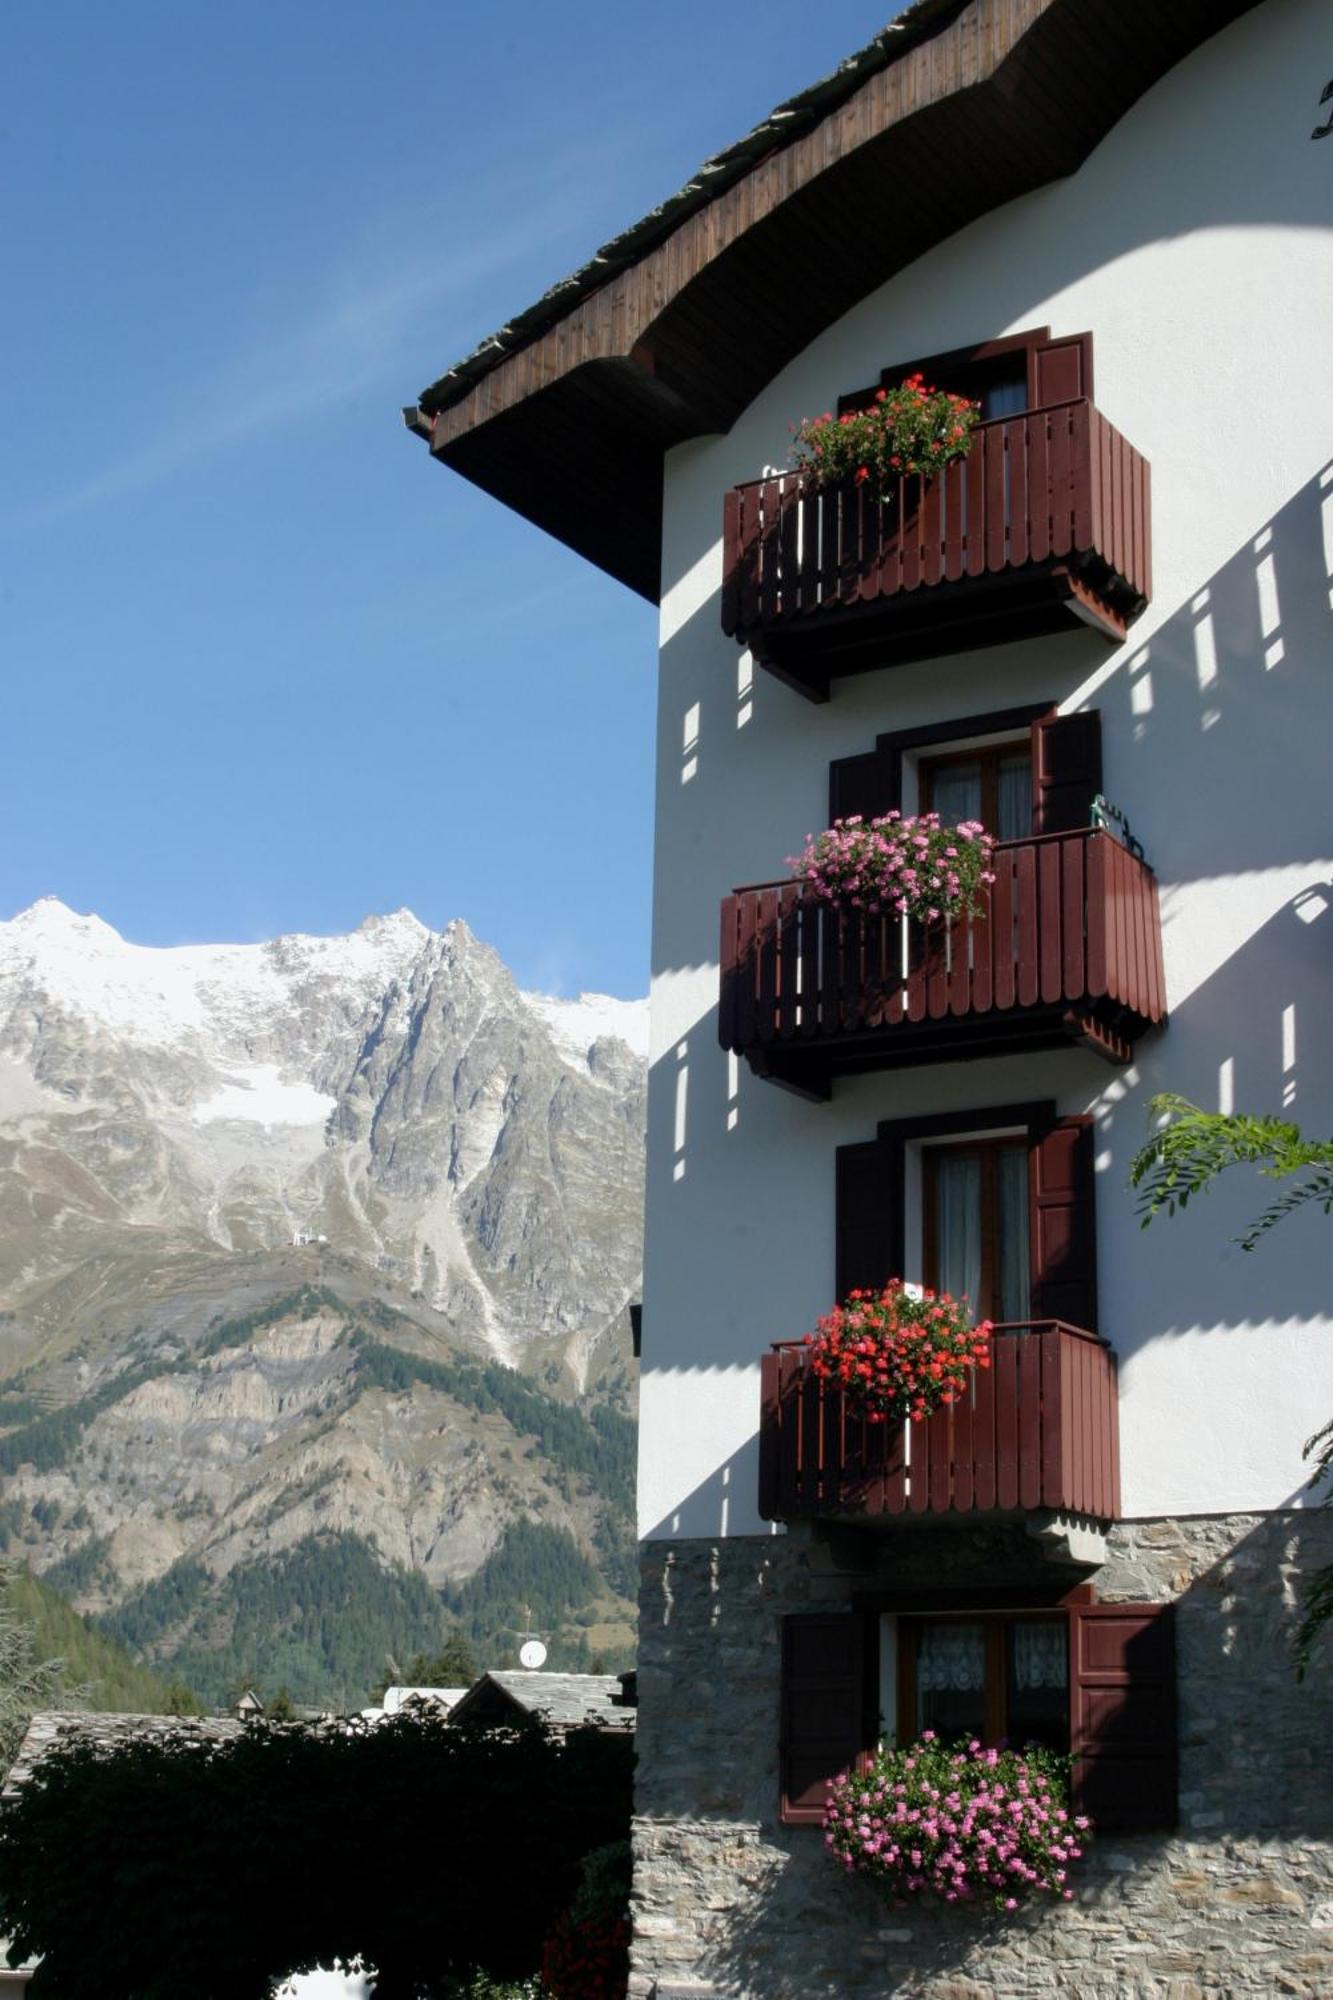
[409,3,1333,1991]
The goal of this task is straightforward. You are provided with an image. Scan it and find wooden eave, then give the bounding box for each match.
[406,0,1259,602]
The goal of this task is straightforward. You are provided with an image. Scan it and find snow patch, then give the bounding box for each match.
[523,990,649,1062]
[192,1065,337,1129]
[0,898,429,1050]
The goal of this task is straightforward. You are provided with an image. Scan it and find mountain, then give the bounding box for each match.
[0,901,646,1703]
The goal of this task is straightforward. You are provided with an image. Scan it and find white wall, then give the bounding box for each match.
[639,0,1333,1539]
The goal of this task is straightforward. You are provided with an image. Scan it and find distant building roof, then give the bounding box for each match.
[3,1711,245,1800]
[449,1672,636,1733]
[379,1686,468,1716]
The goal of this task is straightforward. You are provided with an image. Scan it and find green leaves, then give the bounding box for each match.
[1128,1095,1333,1683]
[1128,1093,1333,1249]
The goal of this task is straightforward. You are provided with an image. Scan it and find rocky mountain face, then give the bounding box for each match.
[0,901,646,1700]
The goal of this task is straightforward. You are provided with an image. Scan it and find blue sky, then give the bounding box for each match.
[2,3,893,996]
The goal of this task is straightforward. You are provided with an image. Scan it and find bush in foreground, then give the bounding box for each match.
[0,1710,632,1998]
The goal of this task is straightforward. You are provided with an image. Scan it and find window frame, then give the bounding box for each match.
[780,1597,1178,1832]
[836,1099,1099,1339]
[895,1608,1070,1751]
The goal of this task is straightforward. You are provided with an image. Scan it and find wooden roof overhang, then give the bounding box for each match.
[406,0,1260,604]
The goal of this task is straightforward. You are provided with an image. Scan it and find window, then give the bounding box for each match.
[836,1103,1097,1338]
[898,1614,1068,1751]
[923,1139,1031,1321]
[837,327,1094,427]
[780,1604,1177,1832]
[919,741,1033,842]
[828,706,1101,842]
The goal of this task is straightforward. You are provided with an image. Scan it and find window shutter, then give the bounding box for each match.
[1070,1604,1177,1831]
[828,748,898,826]
[1030,710,1102,836]
[1031,332,1093,408]
[836,1139,904,1298]
[780,1613,869,1826]
[1029,1116,1098,1333]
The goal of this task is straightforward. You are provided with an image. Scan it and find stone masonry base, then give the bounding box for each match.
[630,1513,1333,1999]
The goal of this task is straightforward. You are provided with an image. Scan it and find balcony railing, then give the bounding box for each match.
[719,827,1165,1095]
[758,1323,1120,1526]
[721,400,1151,700]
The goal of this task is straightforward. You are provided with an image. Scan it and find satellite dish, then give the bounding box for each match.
[519,1639,547,1670]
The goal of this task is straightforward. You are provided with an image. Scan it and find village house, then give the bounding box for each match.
[406,2,1333,1992]
[448,1670,637,1735]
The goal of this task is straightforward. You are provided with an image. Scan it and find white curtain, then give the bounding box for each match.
[1012,1623,1067,1691]
[996,753,1032,842]
[936,1151,981,1311]
[931,760,981,829]
[918,1623,986,1692]
[997,1147,1031,1321]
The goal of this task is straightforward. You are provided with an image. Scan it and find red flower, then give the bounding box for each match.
[803,1280,990,1428]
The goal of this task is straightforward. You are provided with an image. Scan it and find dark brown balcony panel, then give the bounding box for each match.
[719,828,1166,1098]
[720,402,1151,701]
[758,1323,1120,1528]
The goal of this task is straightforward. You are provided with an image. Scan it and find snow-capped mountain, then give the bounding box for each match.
[0,898,647,1378]
[0,900,647,1696]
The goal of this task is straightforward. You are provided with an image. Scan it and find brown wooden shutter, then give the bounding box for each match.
[780,1613,869,1826]
[1030,331,1094,407]
[1031,710,1102,836]
[1030,1116,1098,1333]
[1070,1604,1177,1831]
[836,1139,904,1298]
[828,748,898,825]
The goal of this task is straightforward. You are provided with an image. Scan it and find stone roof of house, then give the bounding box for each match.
[3,1710,245,1801]
[449,1671,636,1732]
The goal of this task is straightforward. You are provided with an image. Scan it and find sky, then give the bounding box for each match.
[1,2,895,997]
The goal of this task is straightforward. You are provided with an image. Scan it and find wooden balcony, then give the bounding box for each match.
[758,1323,1120,1527]
[720,401,1151,701]
[719,827,1165,1097]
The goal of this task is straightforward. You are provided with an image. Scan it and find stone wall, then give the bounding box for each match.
[630,1513,1333,1998]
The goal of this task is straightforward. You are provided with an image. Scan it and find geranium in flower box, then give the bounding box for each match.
[541,1908,629,2000]
[788,812,996,928]
[825,1733,1091,1909]
[803,1280,992,1426]
[791,373,980,500]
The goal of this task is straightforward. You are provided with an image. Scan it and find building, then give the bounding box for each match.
[2,1710,247,1804]
[372,1683,468,1718]
[448,1670,637,1735]
[406,3,1333,1992]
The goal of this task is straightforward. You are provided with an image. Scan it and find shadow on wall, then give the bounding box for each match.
[633,1508,1333,1999]
[1086,461,1333,884]
[1096,880,1333,1344]
[644,1434,766,1544]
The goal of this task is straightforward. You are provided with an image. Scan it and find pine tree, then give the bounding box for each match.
[0,1561,79,1767]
